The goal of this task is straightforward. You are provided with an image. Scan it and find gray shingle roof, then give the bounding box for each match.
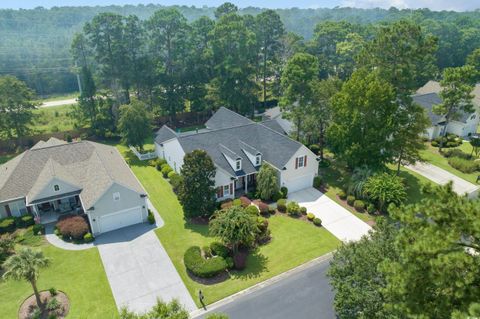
[177,115,302,177]
[417,80,480,108]
[155,125,177,145]
[260,119,287,135]
[0,140,146,209]
[413,92,471,124]
[205,107,253,130]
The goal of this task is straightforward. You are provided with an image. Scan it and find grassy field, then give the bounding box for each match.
[420,143,478,184]
[0,228,118,319]
[30,104,78,135]
[117,144,340,307]
[36,92,79,103]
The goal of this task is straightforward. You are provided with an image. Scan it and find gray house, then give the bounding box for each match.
[0,138,148,235]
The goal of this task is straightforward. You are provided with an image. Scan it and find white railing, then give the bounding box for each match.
[129,146,157,161]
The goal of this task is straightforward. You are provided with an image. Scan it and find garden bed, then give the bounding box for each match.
[18,290,69,319]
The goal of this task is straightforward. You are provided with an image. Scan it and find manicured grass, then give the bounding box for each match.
[36,92,79,103]
[386,164,434,206]
[30,104,78,135]
[420,143,478,184]
[117,145,340,306]
[0,231,117,319]
[0,153,16,165]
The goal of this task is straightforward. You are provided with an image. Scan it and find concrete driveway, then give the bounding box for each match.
[288,188,371,242]
[96,223,196,313]
[407,162,479,198]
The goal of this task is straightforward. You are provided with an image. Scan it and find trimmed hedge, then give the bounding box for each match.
[271,191,283,202]
[448,157,478,173]
[167,171,177,179]
[32,224,45,235]
[184,246,227,278]
[338,190,347,200]
[245,205,259,216]
[313,218,322,226]
[300,206,307,215]
[280,186,288,199]
[347,195,356,206]
[287,201,300,217]
[0,218,15,234]
[84,233,94,243]
[307,213,315,221]
[277,199,287,212]
[161,165,173,178]
[210,242,230,258]
[313,176,322,189]
[353,200,365,212]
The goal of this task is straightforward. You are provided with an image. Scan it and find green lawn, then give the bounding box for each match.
[420,143,478,184]
[36,92,79,103]
[117,144,340,306]
[0,228,117,319]
[30,104,78,135]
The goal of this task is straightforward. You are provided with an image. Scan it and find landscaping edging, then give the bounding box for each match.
[44,224,95,251]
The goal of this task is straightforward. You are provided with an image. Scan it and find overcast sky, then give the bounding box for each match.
[1,0,479,11]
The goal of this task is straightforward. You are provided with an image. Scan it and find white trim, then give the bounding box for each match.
[0,196,25,204]
[26,193,80,206]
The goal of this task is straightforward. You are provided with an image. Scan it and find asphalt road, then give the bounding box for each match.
[193,257,336,319]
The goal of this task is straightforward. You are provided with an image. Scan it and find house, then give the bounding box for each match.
[0,137,148,236]
[262,106,293,135]
[415,80,480,140]
[155,107,318,201]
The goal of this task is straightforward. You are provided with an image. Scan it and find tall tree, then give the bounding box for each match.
[0,76,36,140]
[327,69,397,168]
[214,2,238,19]
[178,150,217,218]
[434,65,476,150]
[256,163,279,201]
[118,100,152,150]
[466,48,480,82]
[255,10,285,108]
[124,15,148,99]
[75,66,97,129]
[147,8,190,121]
[280,53,318,141]
[3,248,50,310]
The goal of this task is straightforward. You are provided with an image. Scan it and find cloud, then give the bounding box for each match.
[340,0,480,11]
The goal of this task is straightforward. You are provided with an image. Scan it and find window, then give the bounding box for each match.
[53,185,60,192]
[236,160,241,171]
[223,185,230,196]
[113,192,121,201]
[298,156,304,168]
[255,155,261,166]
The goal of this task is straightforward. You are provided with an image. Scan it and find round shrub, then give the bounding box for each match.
[313,176,322,189]
[0,218,16,234]
[161,165,173,178]
[431,140,439,147]
[309,144,320,155]
[280,186,288,198]
[319,159,331,168]
[202,245,212,258]
[367,203,376,214]
[147,210,155,224]
[347,195,356,206]
[220,200,233,210]
[232,199,242,207]
[225,257,234,269]
[239,196,252,208]
[167,171,177,179]
[56,215,89,241]
[245,205,260,216]
[287,201,301,217]
[300,206,307,215]
[155,158,167,170]
[184,246,227,278]
[169,174,183,193]
[257,201,269,215]
[32,224,45,236]
[338,190,347,200]
[210,242,230,258]
[307,213,315,221]
[15,215,34,228]
[271,191,283,202]
[353,200,365,212]
[83,233,94,243]
[448,156,478,173]
[276,199,287,212]
[268,205,276,215]
[313,218,322,226]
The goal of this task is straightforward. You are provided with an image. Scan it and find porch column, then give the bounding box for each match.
[245,175,248,192]
[32,205,39,218]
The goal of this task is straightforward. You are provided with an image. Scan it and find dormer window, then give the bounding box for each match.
[53,185,60,192]
[255,155,261,166]
[236,159,241,171]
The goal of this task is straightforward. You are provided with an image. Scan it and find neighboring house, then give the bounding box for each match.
[155,107,318,200]
[415,80,480,140]
[262,106,293,135]
[0,137,148,236]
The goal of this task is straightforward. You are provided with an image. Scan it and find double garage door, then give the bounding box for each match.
[98,206,143,234]
[284,175,314,193]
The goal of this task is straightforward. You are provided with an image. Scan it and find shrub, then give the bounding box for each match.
[307,213,315,221]
[268,205,276,215]
[210,242,230,258]
[83,233,94,243]
[353,200,365,212]
[319,159,331,168]
[65,134,73,143]
[167,171,177,179]
[338,190,347,200]
[313,218,322,226]
[32,224,45,235]
[239,196,252,208]
[147,210,155,224]
[287,201,301,217]
[220,199,233,210]
[155,158,167,170]
[46,297,60,311]
[300,206,307,215]
[276,199,287,212]
[183,246,227,278]
[245,205,259,216]
[232,199,242,207]
[346,195,356,206]
[202,245,212,258]
[0,233,15,255]
[313,176,322,189]
[280,186,288,198]
[309,144,320,155]
[448,156,478,173]
[54,228,61,236]
[56,215,89,241]
[257,201,269,215]
[225,257,234,269]
[431,140,439,147]
[246,191,256,199]
[49,287,57,296]
[271,191,283,202]
[169,174,183,192]
[161,165,173,178]
[367,203,376,214]
[442,149,471,159]
[20,215,34,227]
[364,173,407,212]
[0,218,15,234]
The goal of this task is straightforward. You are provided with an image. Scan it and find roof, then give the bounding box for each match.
[0,139,146,209]
[205,107,253,130]
[413,92,471,125]
[155,125,177,145]
[175,109,303,177]
[262,106,293,134]
[260,119,287,135]
[417,80,480,107]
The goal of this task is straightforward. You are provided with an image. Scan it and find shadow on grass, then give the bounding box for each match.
[232,249,269,280]
[395,168,427,205]
[183,221,213,238]
[321,160,351,192]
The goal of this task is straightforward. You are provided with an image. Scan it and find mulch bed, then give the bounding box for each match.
[187,269,230,285]
[188,216,210,225]
[18,291,70,319]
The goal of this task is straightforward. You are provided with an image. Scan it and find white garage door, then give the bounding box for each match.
[285,175,313,193]
[99,207,143,234]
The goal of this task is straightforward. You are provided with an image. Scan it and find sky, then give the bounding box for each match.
[0,0,479,11]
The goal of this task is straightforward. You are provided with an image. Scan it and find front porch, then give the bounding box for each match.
[234,174,257,197]
[30,194,84,224]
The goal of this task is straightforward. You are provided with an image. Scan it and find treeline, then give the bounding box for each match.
[0,4,479,95]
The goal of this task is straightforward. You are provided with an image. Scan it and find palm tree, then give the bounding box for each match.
[2,248,50,310]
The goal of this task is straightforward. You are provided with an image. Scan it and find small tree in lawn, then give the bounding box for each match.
[363,173,407,212]
[256,162,279,201]
[118,100,152,151]
[178,150,217,218]
[2,248,50,310]
[209,206,259,256]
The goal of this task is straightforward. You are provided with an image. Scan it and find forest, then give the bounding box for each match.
[0,4,479,96]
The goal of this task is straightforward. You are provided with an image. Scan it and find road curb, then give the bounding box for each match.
[189,252,334,318]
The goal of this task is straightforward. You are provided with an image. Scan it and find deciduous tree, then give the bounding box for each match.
[118,100,152,150]
[256,163,279,201]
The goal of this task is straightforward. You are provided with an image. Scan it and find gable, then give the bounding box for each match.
[27,177,81,204]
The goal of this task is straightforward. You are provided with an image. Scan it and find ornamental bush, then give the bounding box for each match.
[313,176,322,189]
[239,196,252,208]
[300,206,307,215]
[167,171,177,179]
[353,200,365,212]
[307,213,315,221]
[313,218,322,226]
[268,205,276,215]
[280,186,288,198]
[245,205,260,216]
[276,199,287,212]
[161,165,173,178]
[347,195,356,206]
[232,199,242,207]
[147,210,155,224]
[210,242,230,258]
[155,158,167,170]
[338,190,347,200]
[169,174,183,193]
[56,215,89,241]
[32,224,45,235]
[442,149,471,159]
[367,203,376,214]
[287,201,301,217]
[448,156,478,173]
[364,173,407,212]
[183,246,227,278]
[271,191,283,202]
[83,233,94,243]
[0,218,16,234]
[309,144,320,155]
[14,215,34,228]
[257,201,269,215]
